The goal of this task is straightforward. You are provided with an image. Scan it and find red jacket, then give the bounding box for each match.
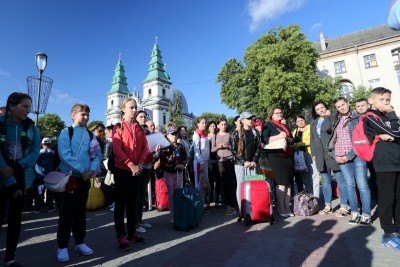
[112,120,149,171]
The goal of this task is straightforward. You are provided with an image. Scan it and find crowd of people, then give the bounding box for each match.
[0,86,400,266]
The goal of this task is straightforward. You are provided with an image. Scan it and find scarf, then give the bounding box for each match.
[271,119,290,136]
[195,128,207,138]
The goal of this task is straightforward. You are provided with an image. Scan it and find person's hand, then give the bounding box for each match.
[380,134,394,142]
[130,165,142,176]
[12,189,23,199]
[153,159,161,170]
[244,161,252,167]
[82,171,95,181]
[0,166,13,179]
[278,132,286,139]
[335,156,349,164]
[155,144,161,153]
[250,162,257,168]
[380,104,394,114]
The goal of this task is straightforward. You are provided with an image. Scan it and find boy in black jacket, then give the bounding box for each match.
[364,87,400,250]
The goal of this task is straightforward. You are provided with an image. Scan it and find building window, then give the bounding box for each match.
[364,54,377,68]
[334,61,346,74]
[111,100,114,106]
[340,84,351,99]
[368,78,380,88]
[148,89,152,96]
[163,113,166,125]
[397,70,400,85]
[162,89,166,97]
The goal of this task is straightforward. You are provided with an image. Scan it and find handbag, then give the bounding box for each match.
[44,171,71,192]
[86,178,105,210]
[294,151,308,172]
[263,138,287,151]
[293,190,319,216]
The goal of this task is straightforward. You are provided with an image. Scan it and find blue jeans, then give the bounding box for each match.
[339,157,371,217]
[321,170,347,206]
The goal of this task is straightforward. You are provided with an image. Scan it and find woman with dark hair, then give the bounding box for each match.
[292,115,313,194]
[207,121,222,209]
[310,101,348,216]
[0,92,41,267]
[193,117,210,209]
[212,117,237,215]
[262,107,294,217]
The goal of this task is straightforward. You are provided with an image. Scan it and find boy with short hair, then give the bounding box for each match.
[364,87,400,250]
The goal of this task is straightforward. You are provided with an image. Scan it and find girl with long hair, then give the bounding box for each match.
[112,99,149,251]
[0,92,41,267]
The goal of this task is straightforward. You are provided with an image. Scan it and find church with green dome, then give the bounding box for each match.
[105,39,195,130]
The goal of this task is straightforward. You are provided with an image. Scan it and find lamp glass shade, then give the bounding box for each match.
[36,53,47,72]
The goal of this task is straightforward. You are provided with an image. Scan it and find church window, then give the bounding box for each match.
[163,112,166,125]
[111,100,114,106]
[148,89,152,96]
[162,89,166,96]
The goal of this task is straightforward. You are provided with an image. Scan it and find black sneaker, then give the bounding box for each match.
[359,215,372,227]
[348,213,361,225]
[118,235,130,251]
[127,233,146,245]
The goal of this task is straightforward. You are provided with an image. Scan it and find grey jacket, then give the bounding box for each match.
[310,115,340,172]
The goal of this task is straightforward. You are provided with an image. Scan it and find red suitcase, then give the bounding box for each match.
[155,178,169,211]
[239,178,273,226]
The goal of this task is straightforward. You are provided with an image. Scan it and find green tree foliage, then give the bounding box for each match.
[217,24,340,120]
[168,92,184,128]
[350,85,371,107]
[37,113,66,141]
[189,112,227,135]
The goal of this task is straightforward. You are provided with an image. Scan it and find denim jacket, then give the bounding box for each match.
[327,111,359,161]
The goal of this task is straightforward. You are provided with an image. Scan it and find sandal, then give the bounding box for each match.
[319,206,333,215]
[335,208,350,217]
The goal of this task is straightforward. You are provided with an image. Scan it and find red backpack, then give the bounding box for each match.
[352,112,382,161]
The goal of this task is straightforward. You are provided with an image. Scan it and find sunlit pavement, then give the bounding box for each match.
[0,197,397,267]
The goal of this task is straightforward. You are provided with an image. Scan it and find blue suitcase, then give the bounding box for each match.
[173,186,203,231]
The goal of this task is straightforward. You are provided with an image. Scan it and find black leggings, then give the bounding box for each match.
[0,187,25,262]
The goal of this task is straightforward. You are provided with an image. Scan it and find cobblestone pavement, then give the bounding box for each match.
[0,198,398,267]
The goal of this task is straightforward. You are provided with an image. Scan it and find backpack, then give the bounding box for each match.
[352,112,383,162]
[36,149,55,176]
[53,126,94,170]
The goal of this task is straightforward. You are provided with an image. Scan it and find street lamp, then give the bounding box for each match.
[34,52,48,124]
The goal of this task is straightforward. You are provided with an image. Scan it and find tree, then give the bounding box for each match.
[217,24,340,120]
[37,113,66,141]
[168,91,184,128]
[350,85,371,107]
[188,112,227,136]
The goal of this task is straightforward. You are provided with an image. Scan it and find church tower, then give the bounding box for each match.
[106,56,131,126]
[141,38,173,130]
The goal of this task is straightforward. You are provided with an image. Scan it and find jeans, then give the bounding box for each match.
[339,157,371,217]
[321,169,347,206]
[164,170,183,220]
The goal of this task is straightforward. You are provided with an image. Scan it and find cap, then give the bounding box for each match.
[240,111,255,120]
[166,126,179,135]
[42,137,51,144]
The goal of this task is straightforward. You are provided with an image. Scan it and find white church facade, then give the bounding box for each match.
[105,41,195,130]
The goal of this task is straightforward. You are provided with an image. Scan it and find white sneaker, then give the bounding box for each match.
[140,222,152,228]
[136,226,147,233]
[110,206,114,212]
[57,248,70,262]
[108,202,115,208]
[75,243,93,255]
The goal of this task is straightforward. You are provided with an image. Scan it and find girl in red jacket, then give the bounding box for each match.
[112,99,149,251]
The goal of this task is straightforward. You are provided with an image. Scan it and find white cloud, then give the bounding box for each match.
[49,90,77,104]
[247,0,306,31]
[0,68,11,77]
[309,22,322,33]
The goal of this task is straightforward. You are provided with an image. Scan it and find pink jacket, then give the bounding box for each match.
[112,120,149,171]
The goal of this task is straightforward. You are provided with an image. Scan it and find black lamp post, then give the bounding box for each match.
[34,52,48,124]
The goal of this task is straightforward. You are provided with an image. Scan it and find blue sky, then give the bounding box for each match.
[0,0,391,124]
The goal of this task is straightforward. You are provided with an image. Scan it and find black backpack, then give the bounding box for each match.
[36,149,55,176]
[53,126,94,170]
